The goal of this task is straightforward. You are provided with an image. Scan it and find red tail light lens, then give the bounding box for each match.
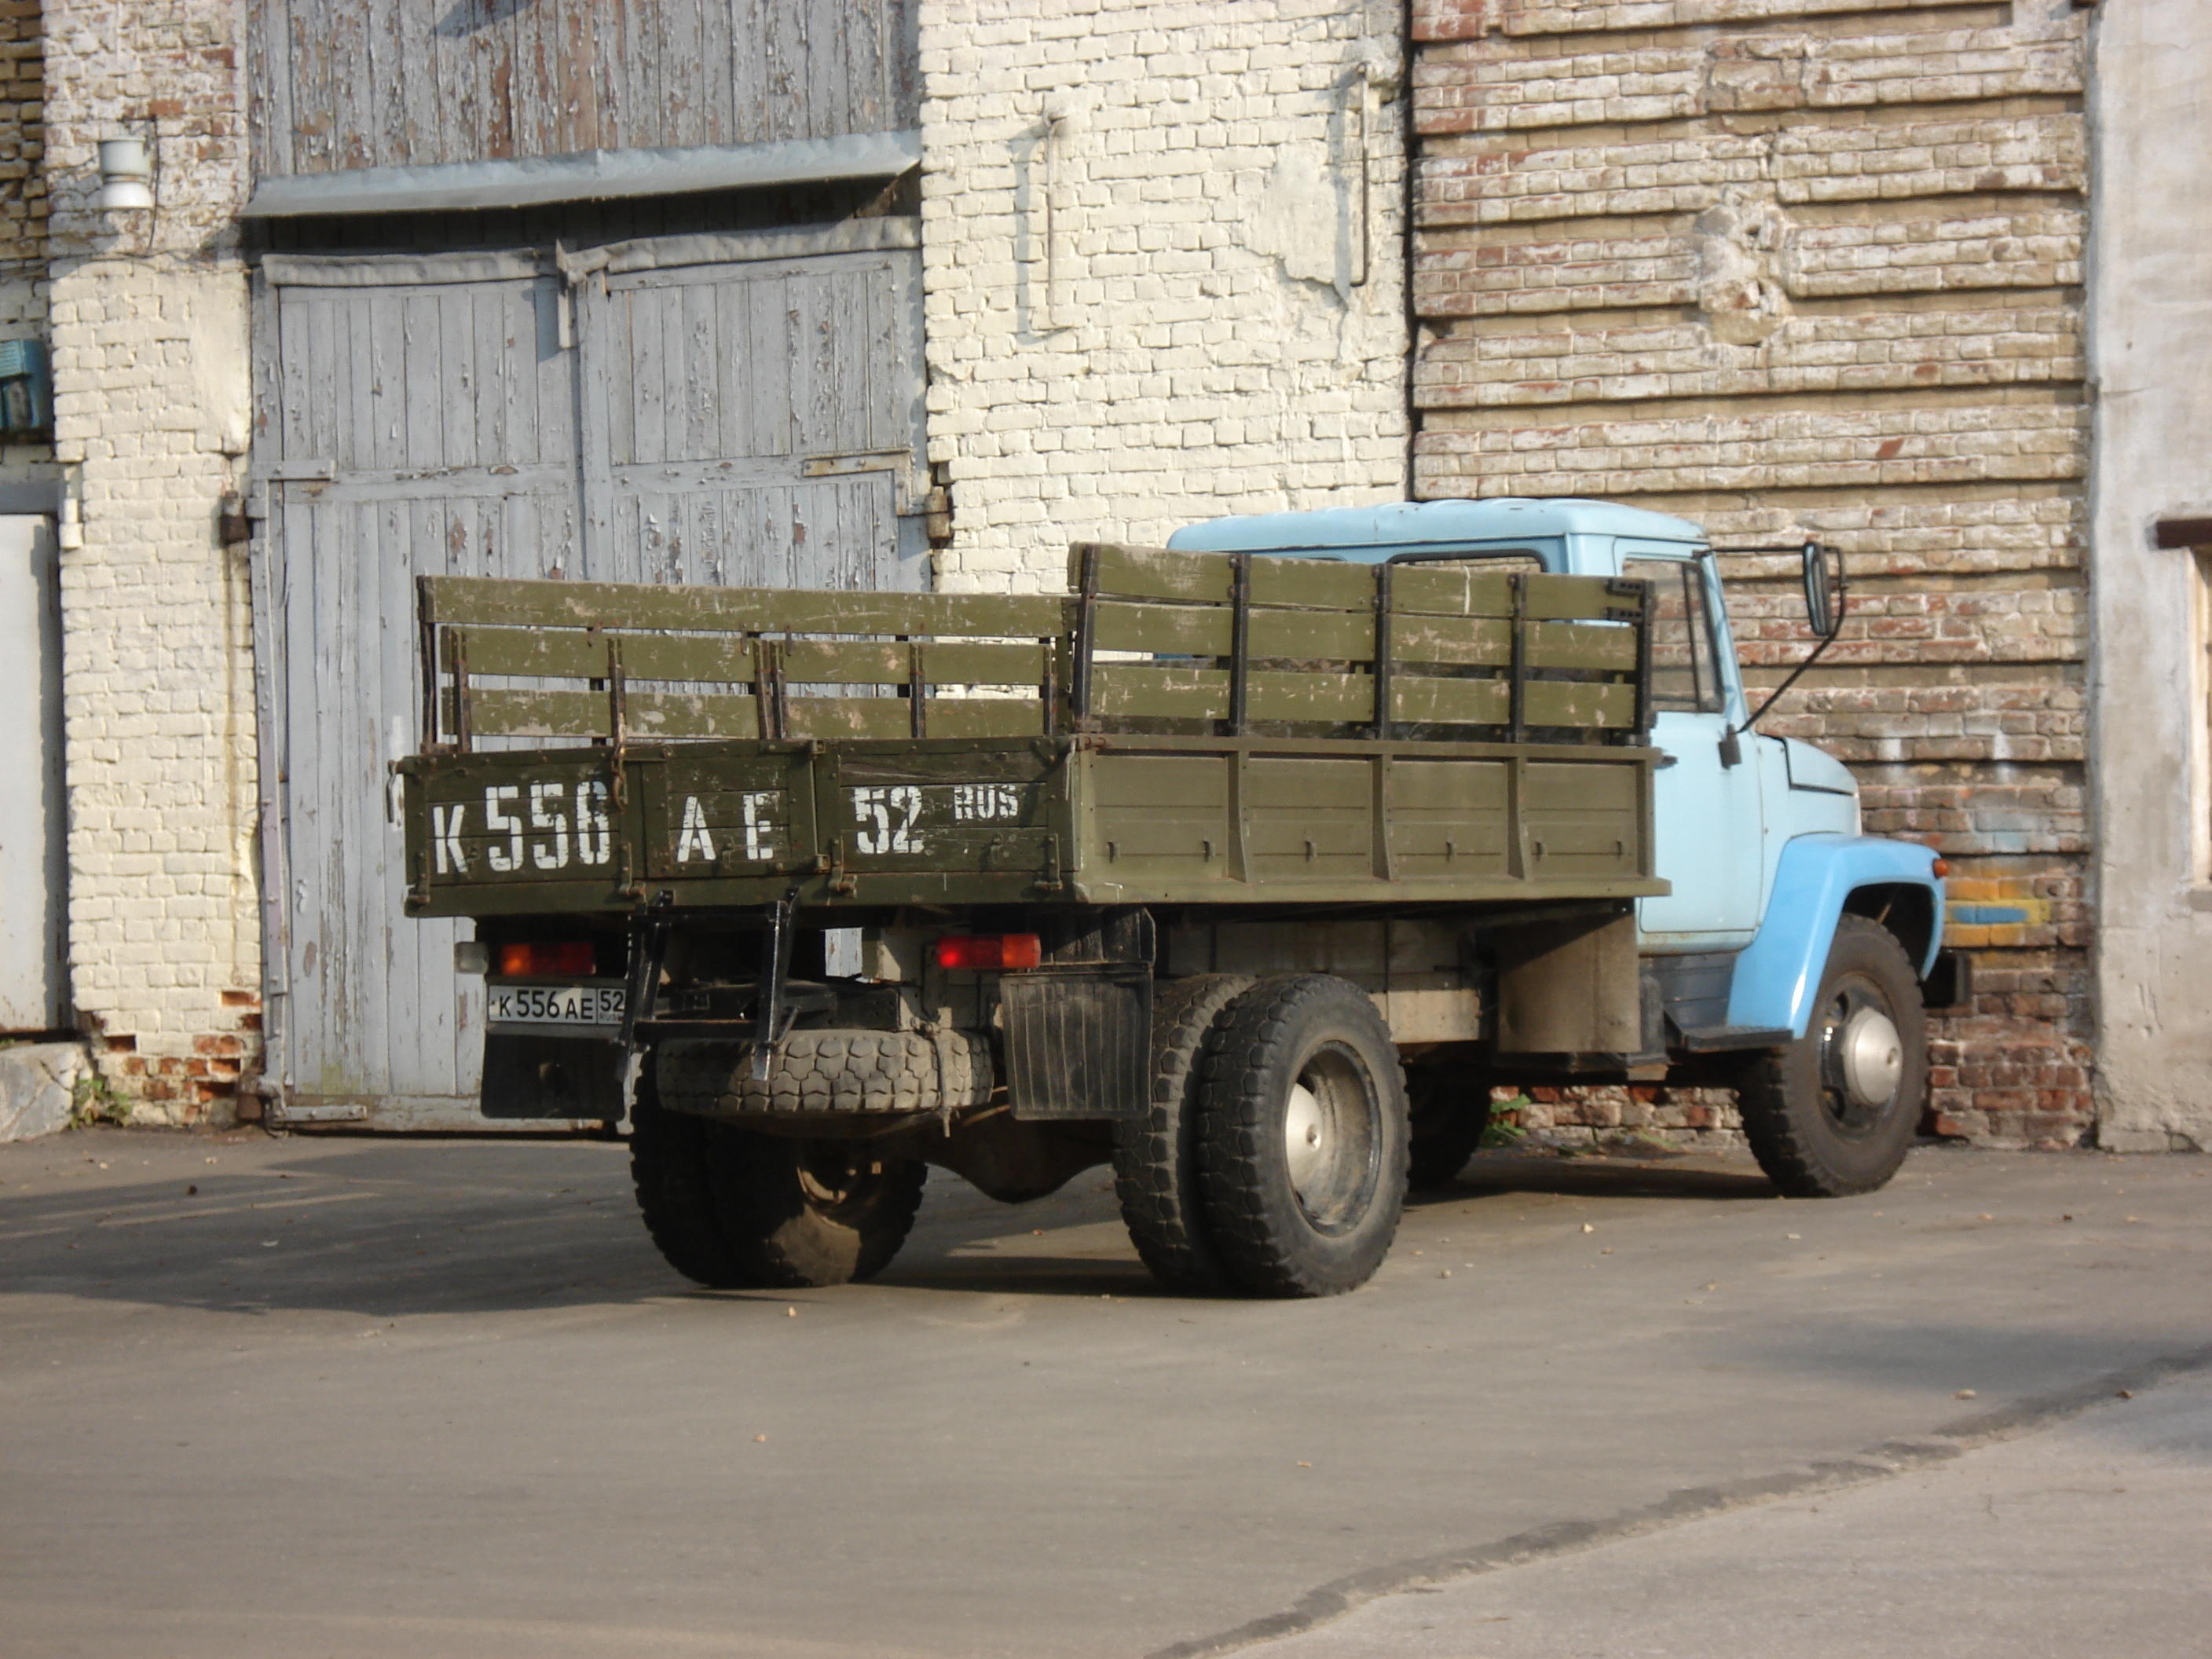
[496,941,598,976]
[1931,859,1951,879]
[932,933,1043,972]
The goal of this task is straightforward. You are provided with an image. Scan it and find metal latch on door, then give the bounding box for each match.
[242,459,337,522]
[800,449,934,517]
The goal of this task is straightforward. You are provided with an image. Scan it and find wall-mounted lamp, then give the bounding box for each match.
[95,137,155,211]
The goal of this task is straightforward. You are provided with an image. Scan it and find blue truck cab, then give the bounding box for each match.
[1172,498,1954,1199]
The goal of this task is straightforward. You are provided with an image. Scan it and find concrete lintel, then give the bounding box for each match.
[242,130,923,219]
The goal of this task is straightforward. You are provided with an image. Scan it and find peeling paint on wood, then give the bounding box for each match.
[251,0,921,179]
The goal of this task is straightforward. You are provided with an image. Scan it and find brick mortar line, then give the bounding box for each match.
[1417,3,2020,54]
[1417,97,2083,152]
[1147,1345,2212,1659]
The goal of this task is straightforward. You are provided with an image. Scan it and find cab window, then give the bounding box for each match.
[1620,557,1723,715]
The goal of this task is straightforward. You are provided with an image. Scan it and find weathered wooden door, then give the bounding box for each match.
[258,257,582,1124]
[255,230,925,1126]
[579,245,928,595]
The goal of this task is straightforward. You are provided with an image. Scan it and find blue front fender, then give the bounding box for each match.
[1724,835,1945,1038]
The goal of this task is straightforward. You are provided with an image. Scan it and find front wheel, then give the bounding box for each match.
[1735,915,1928,1198]
[1197,975,1409,1298]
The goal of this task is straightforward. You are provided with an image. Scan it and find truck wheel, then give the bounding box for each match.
[1407,1066,1494,1189]
[630,1082,753,1289]
[1112,974,1252,1294]
[706,1132,928,1287]
[1735,915,1928,1199]
[631,1058,928,1289]
[1197,975,1410,1298]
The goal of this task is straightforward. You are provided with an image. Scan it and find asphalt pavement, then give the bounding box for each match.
[2,1128,2207,1658]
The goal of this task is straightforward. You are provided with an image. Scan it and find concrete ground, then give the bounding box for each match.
[1,1129,2207,1659]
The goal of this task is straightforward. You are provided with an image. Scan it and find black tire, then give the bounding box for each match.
[1735,914,1928,1198]
[1406,1064,1494,1189]
[630,1053,928,1289]
[1197,975,1410,1298]
[705,1131,928,1287]
[1112,974,1252,1294]
[631,1085,753,1289]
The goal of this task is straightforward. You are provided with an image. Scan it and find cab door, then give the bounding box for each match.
[1622,552,1767,950]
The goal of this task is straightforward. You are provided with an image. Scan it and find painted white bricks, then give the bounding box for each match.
[42,0,257,1121]
[918,0,1412,594]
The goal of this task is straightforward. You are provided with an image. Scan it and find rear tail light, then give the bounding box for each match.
[1931,859,1951,878]
[496,941,598,976]
[932,933,1043,972]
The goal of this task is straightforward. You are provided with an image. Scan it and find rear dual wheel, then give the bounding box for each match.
[1197,976,1410,1297]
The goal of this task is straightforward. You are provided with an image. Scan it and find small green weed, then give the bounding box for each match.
[71,1070,133,1127]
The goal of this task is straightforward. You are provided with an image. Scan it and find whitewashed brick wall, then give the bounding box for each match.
[43,0,258,1122]
[918,0,1412,593]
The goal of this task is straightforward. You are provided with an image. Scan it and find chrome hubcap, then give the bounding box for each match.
[1839,1006,1904,1109]
[1284,1082,1328,1195]
[1276,1044,1382,1233]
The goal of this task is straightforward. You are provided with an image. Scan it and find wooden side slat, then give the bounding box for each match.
[1525,621,1639,672]
[449,628,756,682]
[424,575,1067,637]
[1093,601,1235,657]
[1525,576,1639,622]
[1525,680,1639,728]
[1245,557,1376,613]
[1392,676,1511,725]
[914,698,1049,739]
[457,687,762,740]
[1391,615,1511,665]
[1249,606,1379,661]
[1072,542,1234,605]
[446,628,1046,687]
[1391,565,1524,617]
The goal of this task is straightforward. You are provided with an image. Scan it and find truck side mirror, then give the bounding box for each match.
[1800,542,1843,638]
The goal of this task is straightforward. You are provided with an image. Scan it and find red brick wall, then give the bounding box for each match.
[1412,0,2093,1146]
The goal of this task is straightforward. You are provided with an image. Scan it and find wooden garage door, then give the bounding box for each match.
[252,225,925,1126]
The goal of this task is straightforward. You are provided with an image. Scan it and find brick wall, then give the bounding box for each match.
[917,0,1411,593]
[1411,0,2093,1146]
[0,0,50,469]
[42,0,258,1121]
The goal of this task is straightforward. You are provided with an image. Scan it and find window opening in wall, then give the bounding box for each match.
[1621,557,1722,714]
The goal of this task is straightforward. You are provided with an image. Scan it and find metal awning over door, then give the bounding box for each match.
[250,221,925,1127]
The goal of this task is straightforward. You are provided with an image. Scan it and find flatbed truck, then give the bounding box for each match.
[397,498,1955,1296]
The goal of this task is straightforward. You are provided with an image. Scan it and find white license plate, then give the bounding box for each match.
[488,982,627,1027]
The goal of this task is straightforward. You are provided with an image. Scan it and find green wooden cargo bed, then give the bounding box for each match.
[397,542,1665,917]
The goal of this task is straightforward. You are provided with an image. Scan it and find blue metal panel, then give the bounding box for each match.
[1725,834,1946,1035]
[1166,497,1706,558]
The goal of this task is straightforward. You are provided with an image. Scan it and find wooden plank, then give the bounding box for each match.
[1526,620,1639,672]
[425,575,1067,636]
[1091,665,1378,725]
[1525,680,1639,728]
[1392,675,1511,726]
[921,699,1049,740]
[1391,564,1524,617]
[1246,557,1375,612]
[1526,576,1638,622]
[1390,614,1511,665]
[1249,606,1379,661]
[445,628,756,683]
[1093,600,1233,658]
[1074,543,1234,605]
[457,686,765,740]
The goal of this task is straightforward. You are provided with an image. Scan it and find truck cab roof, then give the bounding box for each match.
[1166,497,1708,577]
